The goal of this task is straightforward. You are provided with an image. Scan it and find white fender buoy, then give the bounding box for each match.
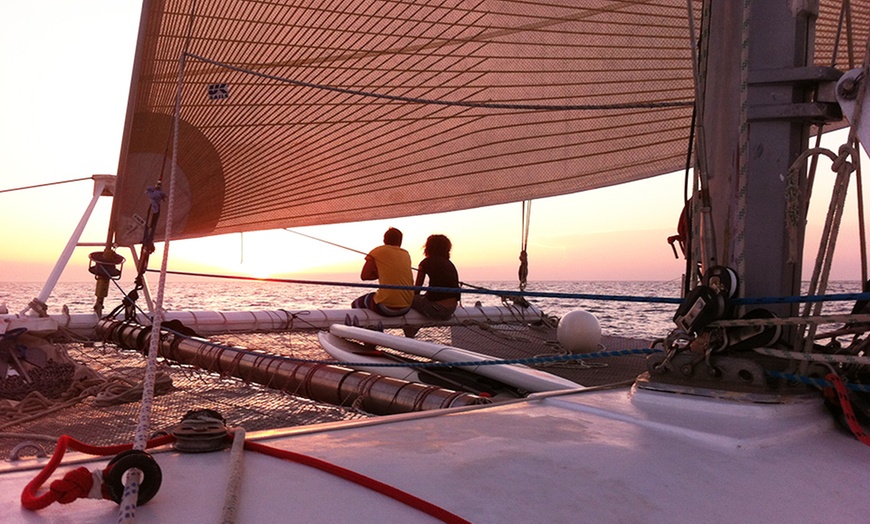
[557,310,601,353]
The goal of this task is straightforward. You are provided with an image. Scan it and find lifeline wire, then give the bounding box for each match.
[146,267,870,307]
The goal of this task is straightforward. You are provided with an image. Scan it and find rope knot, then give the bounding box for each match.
[48,467,95,504]
[832,144,856,174]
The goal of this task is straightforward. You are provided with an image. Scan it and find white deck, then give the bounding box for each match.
[3,385,869,523]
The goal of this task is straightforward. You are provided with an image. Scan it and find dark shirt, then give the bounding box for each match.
[418,256,460,301]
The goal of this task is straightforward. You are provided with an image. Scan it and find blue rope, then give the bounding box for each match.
[765,370,870,392]
[146,269,683,304]
[146,269,870,307]
[319,348,662,368]
[734,291,870,306]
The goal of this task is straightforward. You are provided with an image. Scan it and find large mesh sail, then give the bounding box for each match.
[112,0,864,245]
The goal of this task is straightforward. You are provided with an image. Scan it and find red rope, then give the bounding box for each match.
[825,373,870,446]
[243,439,472,524]
[22,432,471,522]
[21,434,175,511]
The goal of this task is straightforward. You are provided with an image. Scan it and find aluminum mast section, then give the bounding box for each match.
[701,1,842,325]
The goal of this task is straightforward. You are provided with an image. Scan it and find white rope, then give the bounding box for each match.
[89,469,106,500]
[854,149,868,284]
[220,427,246,524]
[116,468,143,524]
[709,312,870,328]
[798,145,856,359]
[692,0,717,275]
[752,347,870,367]
[118,2,196,521]
[735,0,750,299]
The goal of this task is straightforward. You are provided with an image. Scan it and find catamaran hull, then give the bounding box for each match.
[3,385,868,523]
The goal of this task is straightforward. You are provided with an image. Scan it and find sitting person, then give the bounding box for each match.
[404,234,460,337]
[350,227,414,316]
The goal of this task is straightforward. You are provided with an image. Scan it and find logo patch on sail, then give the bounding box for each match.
[208,83,229,100]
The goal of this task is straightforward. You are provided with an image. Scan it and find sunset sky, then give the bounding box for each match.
[1,1,868,289]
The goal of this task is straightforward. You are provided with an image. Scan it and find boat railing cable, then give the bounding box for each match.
[139,268,870,308]
[143,268,687,304]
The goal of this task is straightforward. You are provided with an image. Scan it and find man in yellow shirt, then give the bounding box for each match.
[350,228,414,316]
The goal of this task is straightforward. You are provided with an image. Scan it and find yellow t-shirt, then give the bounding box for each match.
[369,245,414,308]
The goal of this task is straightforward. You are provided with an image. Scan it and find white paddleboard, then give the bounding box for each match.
[318,331,423,383]
[318,331,523,398]
[328,324,580,392]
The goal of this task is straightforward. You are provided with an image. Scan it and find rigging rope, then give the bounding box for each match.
[518,200,531,291]
[735,0,750,296]
[838,0,870,284]
[142,268,870,309]
[689,0,717,278]
[678,0,702,293]
[115,2,197,520]
[0,177,95,194]
[751,347,870,367]
[790,144,857,359]
[284,228,368,256]
[854,148,868,284]
[145,267,685,303]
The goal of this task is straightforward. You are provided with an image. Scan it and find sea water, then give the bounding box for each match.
[1,279,862,342]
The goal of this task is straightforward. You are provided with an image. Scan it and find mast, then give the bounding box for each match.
[650,1,847,393]
[702,1,840,322]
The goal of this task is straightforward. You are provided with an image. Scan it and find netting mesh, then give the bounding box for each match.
[0,335,364,459]
[0,321,649,459]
